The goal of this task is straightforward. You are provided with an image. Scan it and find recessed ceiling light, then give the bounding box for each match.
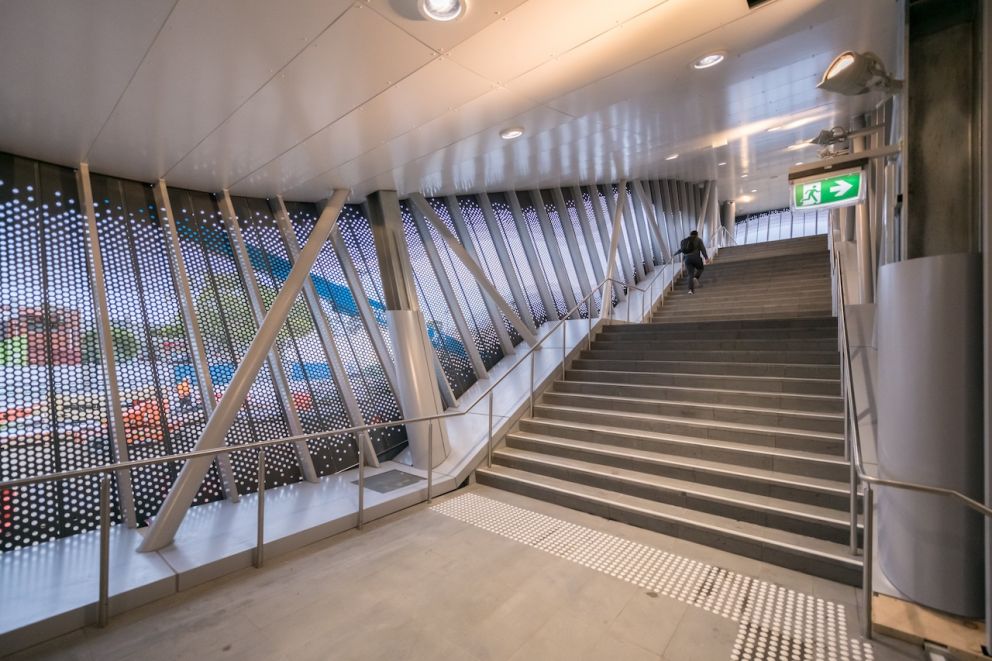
[795,161,804,166]
[665,153,679,161]
[692,52,725,69]
[738,194,754,203]
[741,173,748,178]
[786,141,815,151]
[500,126,524,140]
[750,189,758,193]
[419,0,465,22]
[718,162,727,166]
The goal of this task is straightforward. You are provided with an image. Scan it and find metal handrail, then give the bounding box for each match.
[833,252,992,640]
[0,257,685,629]
[717,225,738,247]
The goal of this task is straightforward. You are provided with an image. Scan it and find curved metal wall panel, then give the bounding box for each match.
[0,154,119,550]
[284,201,406,459]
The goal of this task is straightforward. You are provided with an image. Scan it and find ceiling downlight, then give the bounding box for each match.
[692,52,725,70]
[419,0,465,22]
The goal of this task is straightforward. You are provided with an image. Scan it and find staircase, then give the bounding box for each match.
[477,234,863,585]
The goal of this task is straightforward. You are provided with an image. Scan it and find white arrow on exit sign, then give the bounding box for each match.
[829,179,853,196]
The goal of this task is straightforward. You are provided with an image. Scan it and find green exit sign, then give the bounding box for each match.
[791,168,865,211]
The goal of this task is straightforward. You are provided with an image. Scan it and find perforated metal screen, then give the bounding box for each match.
[0,154,119,551]
[484,193,551,328]
[167,188,300,494]
[284,201,406,460]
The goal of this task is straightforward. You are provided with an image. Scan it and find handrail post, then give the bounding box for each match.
[863,485,875,639]
[427,422,433,503]
[850,454,859,555]
[357,432,365,530]
[529,352,535,417]
[561,322,567,380]
[97,474,111,628]
[255,449,265,568]
[487,393,494,468]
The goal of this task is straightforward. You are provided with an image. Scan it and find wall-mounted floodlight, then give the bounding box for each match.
[419,0,465,22]
[817,51,902,96]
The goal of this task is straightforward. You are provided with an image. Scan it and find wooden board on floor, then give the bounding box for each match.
[873,593,988,661]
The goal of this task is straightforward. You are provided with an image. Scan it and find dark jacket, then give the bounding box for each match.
[675,236,708,260]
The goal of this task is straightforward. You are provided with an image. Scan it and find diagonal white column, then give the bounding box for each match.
[138,190,349,552]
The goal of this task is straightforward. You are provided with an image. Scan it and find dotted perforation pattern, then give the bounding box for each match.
[484,193,550,328]
[0,154,120,551]
[284,201,405,463]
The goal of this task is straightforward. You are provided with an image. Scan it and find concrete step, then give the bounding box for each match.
[571,357,840,380]
[664,287,832,302]
[475,465,862,585]
[565,368,841,396]
[491,447,861,545]
[604,317,837,332]
[552,379,843,413]
[518,417,848,481]
[505,431,854,510]
[581,348,839,365]
[679,275,831,289]
[541,391,843,434]
[651,309,834,324]
[600,325,837,341]
[533,404,844,455]
[592,337,838,352]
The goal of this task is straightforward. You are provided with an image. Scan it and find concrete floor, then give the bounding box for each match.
[5,484,921,661]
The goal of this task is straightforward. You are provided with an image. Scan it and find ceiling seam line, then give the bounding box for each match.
[83,0,182,160]
[160,6,354,179]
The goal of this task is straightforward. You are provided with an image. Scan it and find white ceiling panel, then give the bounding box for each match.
[229,56,492,198]
[165,5,436,192]
[366,0,529,52]
[86,0,354,182]
[0,0,175,167]
[448,0,664,84]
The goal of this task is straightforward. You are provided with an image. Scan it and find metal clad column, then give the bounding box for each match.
[630,183,659,268]
[367,191,451,470]
[877,254,984,617]
[77,163,138,528]
[603,183,642,282]
[568,186,607,311]
[620,185,647,280]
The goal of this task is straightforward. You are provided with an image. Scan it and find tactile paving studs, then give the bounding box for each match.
[433,493,875,661]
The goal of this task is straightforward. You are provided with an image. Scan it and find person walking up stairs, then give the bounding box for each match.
[477,234,862,585]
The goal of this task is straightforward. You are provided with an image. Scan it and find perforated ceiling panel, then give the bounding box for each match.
[0,154,119,551]
[284,201,406,460]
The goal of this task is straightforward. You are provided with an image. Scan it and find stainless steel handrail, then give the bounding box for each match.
[833,252,992,641]
[0,263,685,626]
[717,225,738,247]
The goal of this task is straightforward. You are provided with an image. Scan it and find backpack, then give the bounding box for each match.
[680,236,696,255]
